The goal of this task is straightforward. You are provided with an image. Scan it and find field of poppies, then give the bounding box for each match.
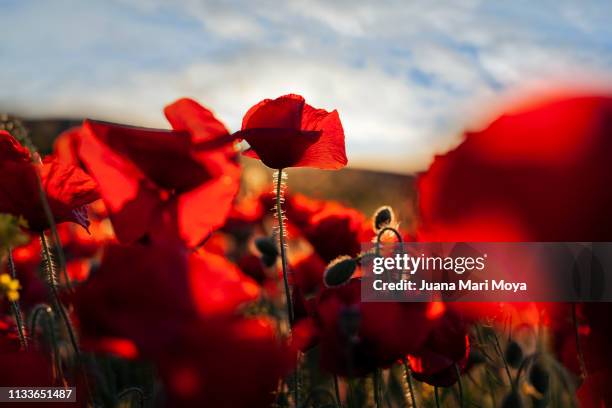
[0,93,611,407]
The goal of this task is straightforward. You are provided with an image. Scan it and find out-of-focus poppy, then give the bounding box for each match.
[285,194,373,263]
[72,242,259,357]
[314,279,432,377]
[157,316,293,408]
[0,131,99,231]
[77,98,240,247]
[408,310,470,387]
[237,94,347,170]
[418,95,612,242]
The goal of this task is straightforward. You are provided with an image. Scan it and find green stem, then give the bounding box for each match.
[454,363,464,408]
[7,249,28,350]
[274,168,298,408]
[275,168,294,324]
[434,386,441,408]
[34,168,72,292]
[403,361,418,408]
[373,372,381,408]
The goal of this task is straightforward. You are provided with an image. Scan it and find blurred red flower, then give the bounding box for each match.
[418,95,612,242]
[313,279,432,377]
[77,98,239,247]
[157,317,292,408]
[408,310,470,387]
[237,94,347,169]
[0,131,99,231]
[72,242,259,357]
[291,252,327,295]
[286,194,373,263]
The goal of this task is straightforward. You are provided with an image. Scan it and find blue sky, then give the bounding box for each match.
[1,0,612,172]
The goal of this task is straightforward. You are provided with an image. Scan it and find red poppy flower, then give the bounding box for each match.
[53,126,83,167]
[285,194,373,263]
[0,131,99,231]
[237,94,347,169]
[157,316,293,408]
[77,98,240,247]
[72,242,259,357]
[314,279,432,376]
[408,310,470,387]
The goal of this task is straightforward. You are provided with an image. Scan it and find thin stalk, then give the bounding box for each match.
[275,168,294,323]
[333,375,342,408]
[34,168,72,292]
[373,371,382,408]
[434,386,441,408]
[274,168,297,408]
[403,361,418,408]
[493,331,514,391]
[7,249,28,349]
[40,232,80,357]
[571,303,587,382]
[454,363,464,408]
[40,237,93,407]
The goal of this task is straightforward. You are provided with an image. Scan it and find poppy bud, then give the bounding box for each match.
[254,237,278,267]
[323,256,357,287]
[528,362,549,394]
[505,341,523,368]
[339,305,361,343]
[373,205,394,231]
[501,391,524,408]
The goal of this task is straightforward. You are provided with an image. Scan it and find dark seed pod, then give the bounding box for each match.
[373,205,394,231]
[505,341,523,368]
[323,256,357,287]
[501,391,524,408]
[261,253,277,268]
[255,236,278,258]
[529,362,550,394]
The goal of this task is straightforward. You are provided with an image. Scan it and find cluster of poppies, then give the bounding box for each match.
[0,93,611,407]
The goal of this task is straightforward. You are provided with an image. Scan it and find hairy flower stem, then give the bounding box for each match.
[571,303,587,382]
[274,168,298,408]
[40,232,80,357]
[34,169,72,292]
[275,168,294,324]
[7,249,28,350]
[403,360,418,408]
